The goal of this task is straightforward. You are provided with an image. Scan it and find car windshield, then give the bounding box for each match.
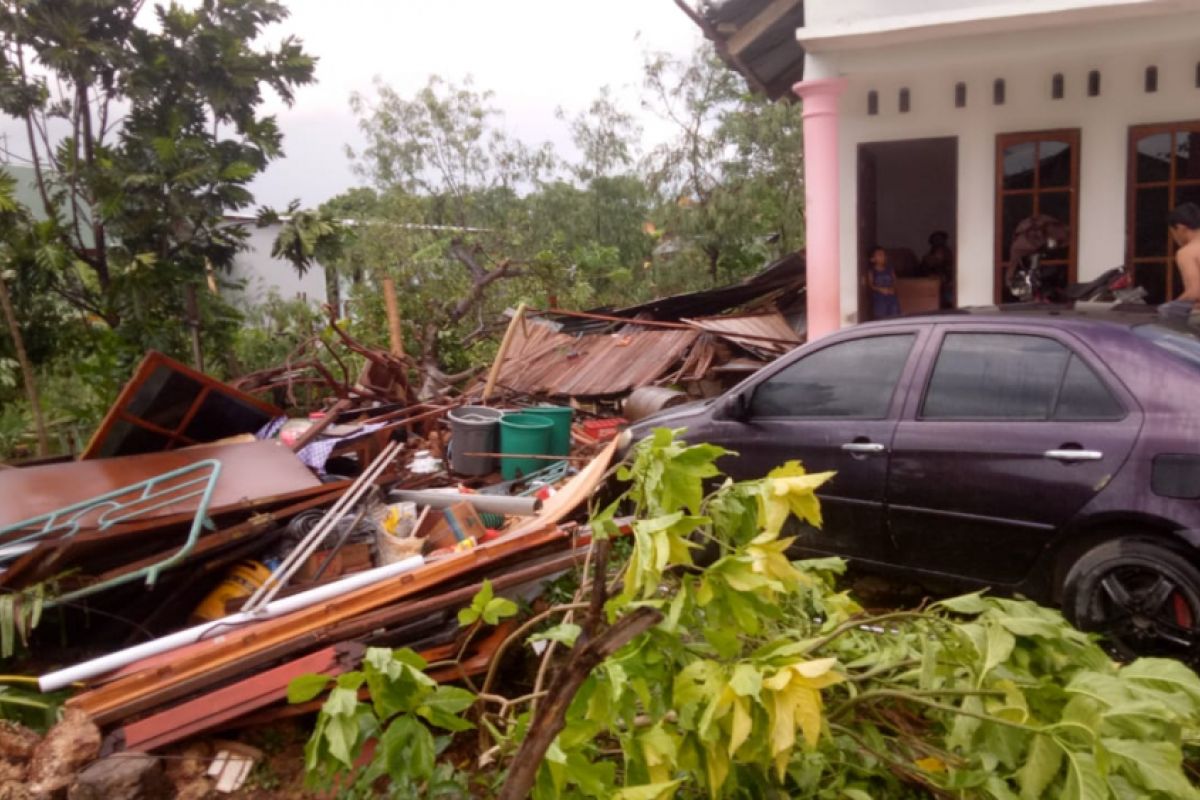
[1133,323,1200,370]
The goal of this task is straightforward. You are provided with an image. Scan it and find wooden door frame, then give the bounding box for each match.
[857,136,959,321]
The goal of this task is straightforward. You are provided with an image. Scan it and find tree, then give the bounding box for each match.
[0,0,315,356]
[0,171,66,457]
[642,44,805,289]
[340,76,557,392]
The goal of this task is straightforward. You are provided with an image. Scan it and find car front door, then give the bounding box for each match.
[887,327,1142,585]
[700,329,925,562]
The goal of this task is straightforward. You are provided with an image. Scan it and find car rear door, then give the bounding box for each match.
[700,327,927,562]
[886,325,1142,584]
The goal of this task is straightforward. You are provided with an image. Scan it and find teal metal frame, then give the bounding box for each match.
[0,459,222,606]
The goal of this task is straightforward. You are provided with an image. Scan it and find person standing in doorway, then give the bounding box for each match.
[921,230,955,308]
[868,246,901,319]
[1160,202,1200,323]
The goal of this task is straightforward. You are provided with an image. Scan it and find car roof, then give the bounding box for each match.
[857,303,1190,335]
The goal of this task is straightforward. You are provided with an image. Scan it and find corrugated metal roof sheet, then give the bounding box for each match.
[493,322,700,398]
[557,251,805,333]
[684,312,802,357]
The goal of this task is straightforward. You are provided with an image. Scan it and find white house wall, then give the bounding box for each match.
[227,223,328,309]
[827,12,1200,324]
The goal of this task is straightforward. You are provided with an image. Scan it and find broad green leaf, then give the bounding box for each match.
[759,462,835,534]
[529,622,582,648]
[322,705,358,767]
[1061,749,1106,800]
[1121,658,1200,708]
[287,673,331,704]
[936,591,990,615]
[612,779,682,800]
[640,723,678,784]
[982,621,1016,680]
[1018,734,1063,799]
[416,685,477,732]
[381,714,436,782]
[566,749,617,797]
[335,670,365,691]
[728,663,762,698]
[1102,737,1200,799]
[729,696,752,756]
[482,596,518,625]
[392,647,429,671]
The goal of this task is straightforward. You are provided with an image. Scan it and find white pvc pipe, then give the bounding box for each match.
[39,554,425,693]
[388,489,541,517]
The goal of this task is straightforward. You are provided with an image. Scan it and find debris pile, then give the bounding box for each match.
[485,251,805,418]
[0,253,804,791]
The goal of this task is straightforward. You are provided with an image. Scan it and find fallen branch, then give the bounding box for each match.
[497,603,662,800]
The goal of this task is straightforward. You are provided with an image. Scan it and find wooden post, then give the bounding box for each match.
[382,274,404,357]
[0,270,49,457]
[481,302,525,403]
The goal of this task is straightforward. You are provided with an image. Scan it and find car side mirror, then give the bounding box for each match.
[718,391,750,422]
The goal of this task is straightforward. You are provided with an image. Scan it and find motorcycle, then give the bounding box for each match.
[1006,214,1145,304]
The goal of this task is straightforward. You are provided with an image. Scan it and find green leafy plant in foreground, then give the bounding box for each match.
[293,429,1200,798]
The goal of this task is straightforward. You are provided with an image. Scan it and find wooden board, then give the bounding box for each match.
[0,440,320,530]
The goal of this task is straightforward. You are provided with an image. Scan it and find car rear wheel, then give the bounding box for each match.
[1062,539,1200,662]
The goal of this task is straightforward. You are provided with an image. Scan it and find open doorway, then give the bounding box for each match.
[857,138,958,321]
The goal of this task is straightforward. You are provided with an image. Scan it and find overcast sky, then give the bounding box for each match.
[249,0,705,207]
[0,1,704,210]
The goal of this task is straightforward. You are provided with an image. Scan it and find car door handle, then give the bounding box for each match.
[1044,449,1103,462]
[841,442,886,454]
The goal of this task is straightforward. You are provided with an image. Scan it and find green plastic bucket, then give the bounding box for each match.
[522,405,573,457]
[498,413,553,480]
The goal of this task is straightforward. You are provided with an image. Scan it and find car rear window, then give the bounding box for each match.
[1133,324,1200,370]
[922,332,1123,420]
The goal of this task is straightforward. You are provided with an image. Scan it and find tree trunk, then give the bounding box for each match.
[184,284,203,372]
[0,273,50,457]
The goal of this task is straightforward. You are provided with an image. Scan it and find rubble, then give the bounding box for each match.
[67,752,171,800]
[0,256,804,792]
[27,709,101,798]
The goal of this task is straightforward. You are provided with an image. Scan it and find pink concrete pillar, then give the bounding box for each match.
[793,77,848,340]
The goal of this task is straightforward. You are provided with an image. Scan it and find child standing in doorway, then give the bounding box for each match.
[868,246,901,319]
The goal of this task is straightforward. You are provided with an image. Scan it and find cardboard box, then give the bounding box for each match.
[419,501,488,552]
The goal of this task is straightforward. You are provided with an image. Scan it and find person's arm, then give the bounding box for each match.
[1175,243,1200,302]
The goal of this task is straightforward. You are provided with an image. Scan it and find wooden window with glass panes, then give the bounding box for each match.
[1126,122,1200,304]
[994,130,1080,302]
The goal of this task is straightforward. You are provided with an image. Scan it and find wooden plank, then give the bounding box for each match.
[69,526,565,721]
[120,644,360,751]
[0,440,319,530]
[727,0,802,56]
[69,441,618,723]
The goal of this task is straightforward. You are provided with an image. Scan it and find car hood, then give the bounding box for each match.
[627,399,712,441]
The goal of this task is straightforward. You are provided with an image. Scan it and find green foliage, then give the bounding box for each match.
[0,683,66,733]
[230,291,327,376]
[642,47,805,290]
[259,200,349,277]
[0,582,48,658]
[292,431,1200,798]
[290,646,476,798]
[0,0,315,357]
[458,579,518,627]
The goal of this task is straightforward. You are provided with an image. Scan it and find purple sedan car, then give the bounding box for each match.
[633,306,1200,660]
